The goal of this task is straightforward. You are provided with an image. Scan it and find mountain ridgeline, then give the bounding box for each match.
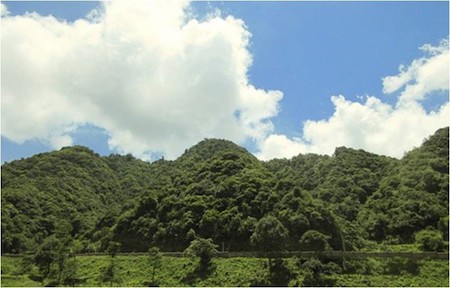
[2,128,449,254]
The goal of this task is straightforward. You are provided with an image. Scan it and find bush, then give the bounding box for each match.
[184,237,218,277]
[300,257,337,287]
[99,261,121,286]
[146,246,162,285]
[299,230,331,251]
[269,258,293,286]
[438,216,449,241]
[415,229,445,252]
[383,258,419,275]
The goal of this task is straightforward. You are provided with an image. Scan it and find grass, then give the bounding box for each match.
[1,255,448,287]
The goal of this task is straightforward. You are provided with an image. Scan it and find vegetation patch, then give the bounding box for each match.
[1,255,448,287]
[1,128,449,286]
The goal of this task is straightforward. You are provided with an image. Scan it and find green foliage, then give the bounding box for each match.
[1,127,449,257]
[250,215,289,253]
[250,215,289,276]
[415,229,446,252]
[269,258,294,286]
[359,128,449,243]
[146,246,162,285]
[184,238,218,273]
[99,260,122,287]
[1,146,124,254]
[34,236,58,279]
[299,230,332,251]
[298,257,338,287]
[438,215,449,241]
[106,241,122,257]
[1,255,448,287]
[99,242,123,286]
[31,230,79,286]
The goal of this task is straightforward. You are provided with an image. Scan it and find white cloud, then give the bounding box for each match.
[256,134,310,161]
[1,3,9,17]
[1,1,282,160]
[383,38,449,106]
[257,39,449,160]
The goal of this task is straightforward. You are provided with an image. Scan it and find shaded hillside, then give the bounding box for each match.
[113,139,272,251]
[2,146,120,253]
[358,127,449,242]
[1,128,448,254]
[264,147,397,250]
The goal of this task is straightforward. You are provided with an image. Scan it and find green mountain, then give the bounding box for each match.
[2,128,448,254]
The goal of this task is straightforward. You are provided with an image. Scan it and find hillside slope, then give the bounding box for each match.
[1,128,448,254]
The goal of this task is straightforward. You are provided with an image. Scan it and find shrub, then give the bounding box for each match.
[299,230,331,251]
[269,258,293,286]
[146,246,162,286]
[300,257,336,287]
[415,229,445,252]
[184,237,218,275]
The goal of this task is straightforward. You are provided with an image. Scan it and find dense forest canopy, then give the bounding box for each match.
[1,127,448,254]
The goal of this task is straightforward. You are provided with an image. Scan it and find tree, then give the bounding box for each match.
[33,233,79,286]
[59,256,79,286]
[2,128,449,270]
[415,229,446,252]
[300,257,338,287]
[299,230,331,251]
[99,261,121,287]
[250,215,289,269]
[53,237,78,285]
[106,241,121,257]
[147,246,162,285]
[34,236,58,281]
[438,215,449,241]
[99,241,122,286]
[184,237,218,274]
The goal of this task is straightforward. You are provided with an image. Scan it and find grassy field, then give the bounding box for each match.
[1,254,448,287]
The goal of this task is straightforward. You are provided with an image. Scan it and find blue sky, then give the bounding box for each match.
[207,2,448,128]
[1,1,449,162]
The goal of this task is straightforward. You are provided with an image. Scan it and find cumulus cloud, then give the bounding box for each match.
[257,39,449,160]
[1,1,282,160]
[383,38,449,106]
[1,3,9,17]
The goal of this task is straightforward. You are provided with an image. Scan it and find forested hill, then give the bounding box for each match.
[2,127,448,254]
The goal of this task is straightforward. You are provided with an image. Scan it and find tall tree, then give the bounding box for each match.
[99,241,122,286]
[184,237,218,274]
[250,215,289,269]
[147,246,162,285]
